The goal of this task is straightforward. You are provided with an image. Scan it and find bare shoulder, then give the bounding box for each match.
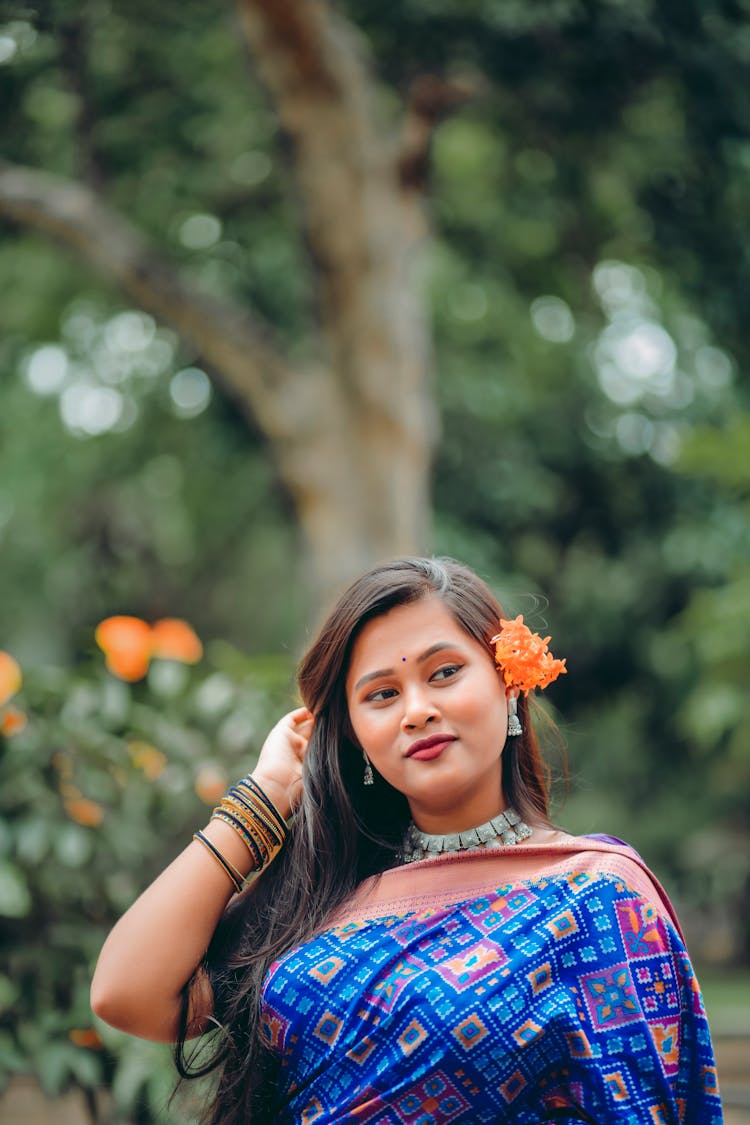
[520,826,575,847]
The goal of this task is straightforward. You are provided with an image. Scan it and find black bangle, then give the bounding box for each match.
[193,829,243,893]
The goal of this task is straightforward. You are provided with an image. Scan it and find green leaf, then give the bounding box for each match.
[0,1030,26,1073]
[55,825,94,868]
[0,860,32,918]
[0,974,20,1015]
[67,1048,104,1089]
[34,1042,73,1096]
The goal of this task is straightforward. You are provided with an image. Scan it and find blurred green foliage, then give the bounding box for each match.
[0,642,294,1118]
[1,0,750,1116]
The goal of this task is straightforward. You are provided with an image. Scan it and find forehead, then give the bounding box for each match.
[346,597,475,681]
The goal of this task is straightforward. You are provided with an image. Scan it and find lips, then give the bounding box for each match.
[406,733,457,759]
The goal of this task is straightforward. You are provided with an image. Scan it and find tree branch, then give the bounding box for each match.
[397,73,480,193]
[0,159,311,444]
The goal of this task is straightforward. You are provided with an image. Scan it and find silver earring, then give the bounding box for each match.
[507,693,523,737]
[362,750,374,786]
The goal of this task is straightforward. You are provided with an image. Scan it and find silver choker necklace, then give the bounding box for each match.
[400,807,533,864]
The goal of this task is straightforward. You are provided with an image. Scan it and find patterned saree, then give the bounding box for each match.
[259,838,723,1124]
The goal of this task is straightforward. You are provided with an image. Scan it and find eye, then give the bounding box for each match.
[430,663,463,682]
[365,686,398,703]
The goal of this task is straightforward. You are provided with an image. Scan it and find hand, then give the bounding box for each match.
[251,706,314,819]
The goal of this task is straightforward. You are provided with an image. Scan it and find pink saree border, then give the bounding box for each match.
[333,837,684,940]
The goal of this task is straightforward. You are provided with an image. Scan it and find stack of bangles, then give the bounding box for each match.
[192,775,289,894]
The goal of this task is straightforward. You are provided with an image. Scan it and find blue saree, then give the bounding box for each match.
[259,838,722,1124]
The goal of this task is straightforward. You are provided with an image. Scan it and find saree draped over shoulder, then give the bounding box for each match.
[259,838,723,1124]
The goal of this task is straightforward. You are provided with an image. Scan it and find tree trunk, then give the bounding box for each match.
[0,0,440,603]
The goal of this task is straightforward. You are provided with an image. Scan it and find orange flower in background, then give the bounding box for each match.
[0,651,22,707]
[195,763,228,805]
[95,617,152,681]
[0,652,26,737]
[491,615,567,695]
[1,706,27,736]
[65,796,105,827]
[151,618,203,663]
[69,1028,104,1049]
[128,740,167,780]
[95,616,203,682]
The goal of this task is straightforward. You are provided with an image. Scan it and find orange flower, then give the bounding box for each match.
[127,740,167,780]
[0,651,22,707]
[0,706,27,736]
[195,763,228,805]
[95,616,202,682]
[69,1028,104,1049]
[490,615,567,695]
[150,618,203,663]
[65,797,105,827]
[95,616,152,681]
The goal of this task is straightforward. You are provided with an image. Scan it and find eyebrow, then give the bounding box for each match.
[353,642,459,692]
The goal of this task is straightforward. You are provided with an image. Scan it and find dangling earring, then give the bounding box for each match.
[362,749,374,786]
[507,692,523,737]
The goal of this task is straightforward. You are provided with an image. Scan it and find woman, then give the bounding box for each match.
[91,557,723,1124]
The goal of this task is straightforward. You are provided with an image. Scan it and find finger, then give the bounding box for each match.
[290,728,313,754]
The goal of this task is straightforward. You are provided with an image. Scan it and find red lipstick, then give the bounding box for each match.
[406,734,457,760]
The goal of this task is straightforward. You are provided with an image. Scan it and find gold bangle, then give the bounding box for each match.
[211,804,281,867]
[230,787,287,845]
[210,810,265,867]
[214,794,283,855]
[206,776,290,878]
[236,780,288,839]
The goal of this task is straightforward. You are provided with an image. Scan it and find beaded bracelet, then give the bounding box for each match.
[209,774,289,877]
[231,785,286,848]
[212,793,277,862]
[211,808,266,869]
[227,786,283,847]
[241,776,289,834]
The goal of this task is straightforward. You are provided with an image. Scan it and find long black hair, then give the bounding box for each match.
[175,557,556,1123]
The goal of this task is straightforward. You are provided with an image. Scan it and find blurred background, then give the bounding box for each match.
[1,0,749,1120]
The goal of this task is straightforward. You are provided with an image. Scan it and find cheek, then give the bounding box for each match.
[465,691,509,747]
[457,676,508,724]
[350,709,398,762]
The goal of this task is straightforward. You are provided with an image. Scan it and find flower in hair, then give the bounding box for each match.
[490,615,566,694]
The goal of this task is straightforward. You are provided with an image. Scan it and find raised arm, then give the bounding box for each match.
[90,707,313,1042]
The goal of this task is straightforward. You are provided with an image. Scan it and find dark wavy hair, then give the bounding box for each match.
[175,557,556,1123]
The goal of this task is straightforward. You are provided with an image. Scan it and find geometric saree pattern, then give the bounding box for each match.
[260,854,722,1124]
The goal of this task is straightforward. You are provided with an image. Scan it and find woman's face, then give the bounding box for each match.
[345,596,509,834]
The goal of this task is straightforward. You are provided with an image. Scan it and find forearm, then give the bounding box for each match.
[90,817,254,1041]
[90,713,308,1043]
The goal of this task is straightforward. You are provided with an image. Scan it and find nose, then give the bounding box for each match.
[401,684,440,731]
